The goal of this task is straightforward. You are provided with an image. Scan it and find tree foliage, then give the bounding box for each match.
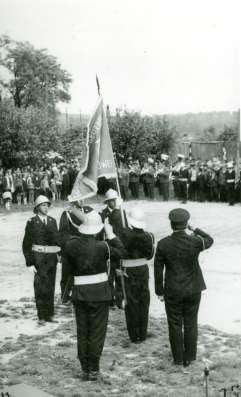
[109,109,175,162]
[0,99,61,167]
[0,35,72,110]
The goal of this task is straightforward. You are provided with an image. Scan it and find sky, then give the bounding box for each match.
[0,0,240,115]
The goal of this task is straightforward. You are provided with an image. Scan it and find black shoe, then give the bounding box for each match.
[173,360,183,366]
[183,359,195,367]
[80,370,89,381]
[88,371,99,381]
[45,317,58,323]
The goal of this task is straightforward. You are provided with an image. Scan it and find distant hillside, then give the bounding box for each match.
[164,110,239,141]
[58,110,239,141]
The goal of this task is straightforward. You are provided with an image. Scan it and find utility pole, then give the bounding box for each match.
[236,109,240,183]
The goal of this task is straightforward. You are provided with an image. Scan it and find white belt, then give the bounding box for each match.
[179,178,188,182]
[122,258,147,268]
[74,273,108,285]
[227,179,235,183]
[32,244,61,253]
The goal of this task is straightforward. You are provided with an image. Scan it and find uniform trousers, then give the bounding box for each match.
[124,266,150,342]
[60,255,73,303]
[129,182,139,199]
[178,181,188,202]
[33,252,57,320]
[74,301,109,372]
[164,292,201,363]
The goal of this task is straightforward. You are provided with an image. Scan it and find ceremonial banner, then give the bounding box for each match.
[69,97,117,201]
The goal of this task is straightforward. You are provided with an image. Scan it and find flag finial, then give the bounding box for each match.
[96,75,100,96]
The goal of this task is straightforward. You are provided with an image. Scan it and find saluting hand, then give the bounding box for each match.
[158,295,164,302]
[104,219,115,240]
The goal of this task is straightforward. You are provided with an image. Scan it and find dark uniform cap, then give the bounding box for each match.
[169,208,190,223]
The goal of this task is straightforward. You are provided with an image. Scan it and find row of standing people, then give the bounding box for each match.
[118,154,241,206]
[0,162,79,210]
[22,189,213,381]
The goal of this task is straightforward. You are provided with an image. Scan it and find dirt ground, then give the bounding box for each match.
[0,199,241,396]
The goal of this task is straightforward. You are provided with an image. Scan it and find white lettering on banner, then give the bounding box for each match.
[98,160,114,169]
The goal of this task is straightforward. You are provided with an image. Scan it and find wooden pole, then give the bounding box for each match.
[235,110,240,183]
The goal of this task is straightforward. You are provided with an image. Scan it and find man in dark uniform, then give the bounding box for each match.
[59,202,93,303]
[22,195,61,325]
[64,211,126,381]
[128,161,140,199]
[120,208,155,343]
[178,163,189,203]
[225,162,236,205]
[154,208,213,367]
[100,189,127,308]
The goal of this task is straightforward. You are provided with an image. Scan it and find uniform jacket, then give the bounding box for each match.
[65,235,126,302]
[59,210,83,249]
[154,228,213,297]
[120,227,155,276]
[22,215,60,267]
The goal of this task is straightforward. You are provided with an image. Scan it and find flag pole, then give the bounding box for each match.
[113,153,126,227]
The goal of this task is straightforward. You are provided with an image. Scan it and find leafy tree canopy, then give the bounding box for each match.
[0,35,72,110]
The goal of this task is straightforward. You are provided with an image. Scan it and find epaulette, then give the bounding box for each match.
[27,216,35,223]
[47,216,56,221]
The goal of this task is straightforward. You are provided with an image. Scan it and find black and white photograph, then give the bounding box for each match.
[0,0,240,396]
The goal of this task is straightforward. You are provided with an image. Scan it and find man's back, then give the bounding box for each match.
[154,228,213,296]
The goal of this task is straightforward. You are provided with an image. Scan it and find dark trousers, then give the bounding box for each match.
[34,253,57,320]
[226,183,235,205]
[179,181,188,202]
[189,182,197,201]
[172,180,180,199]
[120,185,129,201]
[164,292,201,363]
[146,183,155,199]
[129,182,139,199]
[158,182,169,201]
[60,256,73,303]
[124,266,150,342]
[74,301,109,372]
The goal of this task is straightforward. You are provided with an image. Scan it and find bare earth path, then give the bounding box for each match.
[0,200,241,396]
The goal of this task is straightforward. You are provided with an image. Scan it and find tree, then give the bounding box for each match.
[109,109,175,162]
[0,35,72,110]
[0,99,62,167]
[218,124,238,142]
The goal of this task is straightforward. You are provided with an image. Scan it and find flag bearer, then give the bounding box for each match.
[64,211,126,381]
[59,201,93,303]
[22,195,61,325]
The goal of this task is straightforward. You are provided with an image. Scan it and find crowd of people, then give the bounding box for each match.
[1,153,241,210]
[118,153,241,206]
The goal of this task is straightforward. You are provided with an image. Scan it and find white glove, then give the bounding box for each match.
[158,295,164,302]
[115,197,123,209]
[104,220,115,240]
[27,266,36,275]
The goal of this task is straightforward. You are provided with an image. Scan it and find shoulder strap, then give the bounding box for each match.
[146,231,155,258]
[104,241,111,276]
[66,211,81,230]
[197,234,206,250]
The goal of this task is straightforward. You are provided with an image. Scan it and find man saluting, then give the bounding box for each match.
[154,208,213,367]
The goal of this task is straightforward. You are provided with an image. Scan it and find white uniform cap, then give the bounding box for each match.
[78,211,104,235]
[104,189,119,202]
[34,195,50,209]
[161,154,169,161]
[127,208,146,229]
